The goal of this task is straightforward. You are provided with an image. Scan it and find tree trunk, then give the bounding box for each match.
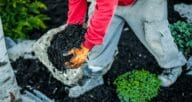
[0,18,21,102]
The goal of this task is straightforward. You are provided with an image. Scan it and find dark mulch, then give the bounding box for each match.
[47,25,85,71]
[12,0,192,102]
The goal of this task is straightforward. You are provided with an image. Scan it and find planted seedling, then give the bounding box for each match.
[170,21,192,57]
[113,69,160,102]
[0,0,49,39]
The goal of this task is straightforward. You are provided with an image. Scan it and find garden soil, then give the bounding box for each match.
[12,0,192,102]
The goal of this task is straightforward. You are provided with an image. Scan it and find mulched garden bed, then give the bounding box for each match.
[12,0,192,102]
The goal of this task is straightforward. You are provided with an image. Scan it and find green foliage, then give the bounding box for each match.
[0,0,50,39]
[113,70,160,102]
[170,21,192,56]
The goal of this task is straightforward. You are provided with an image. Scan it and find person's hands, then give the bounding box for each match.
[64,44,89,69]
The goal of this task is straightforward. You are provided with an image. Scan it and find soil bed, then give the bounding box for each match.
[12,0,192,102]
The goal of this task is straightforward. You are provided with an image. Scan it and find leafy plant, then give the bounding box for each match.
[0,0,50,39]
[113,69,160,102]
[170,21,192,56]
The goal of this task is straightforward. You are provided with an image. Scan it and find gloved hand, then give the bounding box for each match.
[64,44,89,69]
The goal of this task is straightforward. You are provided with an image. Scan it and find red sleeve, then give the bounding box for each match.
[83,0,118,49]
[67,0,87,24]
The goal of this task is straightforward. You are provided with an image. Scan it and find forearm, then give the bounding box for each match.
[67,0,87,25]
[83,0,118,49]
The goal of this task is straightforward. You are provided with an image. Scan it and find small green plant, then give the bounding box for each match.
[170,21,192,56]
[113,69,160,102]
[0,0,50,39]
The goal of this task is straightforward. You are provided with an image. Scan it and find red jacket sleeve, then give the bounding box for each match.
[83,0,118,49]
[67,0,87,24]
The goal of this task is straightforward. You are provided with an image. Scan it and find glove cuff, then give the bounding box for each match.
[82,41,94,50]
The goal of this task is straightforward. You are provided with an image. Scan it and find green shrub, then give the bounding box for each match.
[170,21,192,56]
[0,0,50,39]
[113,70,160,102]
